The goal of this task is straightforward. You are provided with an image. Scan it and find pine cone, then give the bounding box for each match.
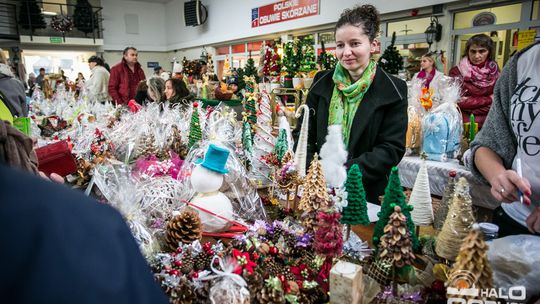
[181,254,195,275]
[264,258,283,278]
[302,211,319,233]
[194,280,211,304]
[298,287,328,304]
[257,284,285,304]
[165,210,202,252]
[244,271,264,303]
[170,277,197,304]
[194,252,212,271]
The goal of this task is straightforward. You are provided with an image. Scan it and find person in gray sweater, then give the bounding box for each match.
[467,41,540,237]
[0,50,27,117]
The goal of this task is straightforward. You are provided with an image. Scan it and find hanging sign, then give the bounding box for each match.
[517,29,537,50]
[251,0,319,28]
[49,37,63,44]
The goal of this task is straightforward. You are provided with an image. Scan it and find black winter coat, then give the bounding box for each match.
[293,66,408,203]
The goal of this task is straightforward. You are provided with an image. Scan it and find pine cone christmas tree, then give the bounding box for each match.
[301,210,319,234]
[448,224,493,291]
[180,253,195,275]
[257,277,286,304]
[298,156,329,212]
[165,209,203,252]
[263,257,283,278]
[379,206,416,269]
[281,150,294,166]
[137,133,158,157]
[168,125,188,159]
[436,177,476,261]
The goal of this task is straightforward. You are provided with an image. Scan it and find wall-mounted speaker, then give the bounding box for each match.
[184,0,208,27]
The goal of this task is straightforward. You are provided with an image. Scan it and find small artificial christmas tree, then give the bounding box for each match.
[378,205,416,294]
[243,93,257,131]
[448,224,493,291]
[206,54,216,79]
[298,155,329,232]
[274,129,288,165]
[378,32,404,75]
[73,0,98,36]
[244,52,259,83]
[409,155,434,226]
[372,167,420,252]
[314,209,343,258]
[188,102,202,149]
[262,41,281,77]
[236,67,246,91]
[341,164,370,228]
[433,171,457,230]
[250,93,275,187]
[299,35,317,74]
[436,177,476,261]
[318,40,337,70]
[19,0,46,32]
[223,57,232,78]
[282,40,300,77]
[181,57,189,75]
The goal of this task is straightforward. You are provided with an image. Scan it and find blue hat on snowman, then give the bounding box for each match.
[195,144,229,174]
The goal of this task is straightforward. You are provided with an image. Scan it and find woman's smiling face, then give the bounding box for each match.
[335,24,377,75]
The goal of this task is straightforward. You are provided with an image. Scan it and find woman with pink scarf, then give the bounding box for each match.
[449,34,500,128]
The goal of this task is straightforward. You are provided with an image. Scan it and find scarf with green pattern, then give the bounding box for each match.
[328,60,377,145]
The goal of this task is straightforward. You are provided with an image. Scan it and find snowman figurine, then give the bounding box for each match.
[190,144,234,233]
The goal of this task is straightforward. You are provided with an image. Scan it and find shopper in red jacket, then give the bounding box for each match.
[449,34,500,129]
[108,47,146,105]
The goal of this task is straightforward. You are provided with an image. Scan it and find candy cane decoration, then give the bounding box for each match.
[294,104,310,177]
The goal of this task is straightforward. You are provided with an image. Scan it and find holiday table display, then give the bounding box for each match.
[433,171,456,230]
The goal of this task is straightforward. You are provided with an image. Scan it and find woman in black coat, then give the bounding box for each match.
[293,5,407,203]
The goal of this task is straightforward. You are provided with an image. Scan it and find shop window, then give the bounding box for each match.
[216,46,229,55]
[454,3,522,30]
[533,0,539,20]
[318,31,334,44]
[232,55,247,69]
[42,0,68,15]
[231,43,246,53]
[247,41,263,53]
[388,17,431,36]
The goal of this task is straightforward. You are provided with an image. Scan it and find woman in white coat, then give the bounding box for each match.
[86,56,110,102]
[413,53,443,89]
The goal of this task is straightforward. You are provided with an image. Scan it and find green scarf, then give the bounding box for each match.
[328,60,377,145]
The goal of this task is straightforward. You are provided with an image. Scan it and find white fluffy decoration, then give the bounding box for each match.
[191,165,224,193]
[409,159,434,225]
[191,192,234,232]
[320,125,348,188]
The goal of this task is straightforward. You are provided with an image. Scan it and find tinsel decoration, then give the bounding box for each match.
[314,210,343,258]
[261,41,281,77]
[298,35,317,74]
[51,15,74,33]
[447,224,493,291]
[282,39,300,77]
[436,177,476,261]
[165,209,203,251]
[188,102,202,149]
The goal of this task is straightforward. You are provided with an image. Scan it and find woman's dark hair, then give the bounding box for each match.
[166,78,190,100]
[335,4,380,42]
[464,34,495,61]
[134,80,148,104]
[88,55,104,66]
